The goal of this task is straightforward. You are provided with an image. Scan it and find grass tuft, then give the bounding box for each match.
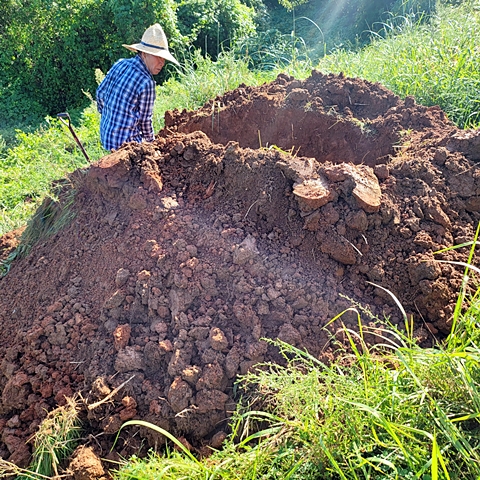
[1,177,79,277]
[24,396,81,478]
[0,396,82,479]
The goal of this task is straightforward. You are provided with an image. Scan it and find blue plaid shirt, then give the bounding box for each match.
[96,55,156,150]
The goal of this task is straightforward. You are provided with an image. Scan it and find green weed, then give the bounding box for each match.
[0,397,81,479]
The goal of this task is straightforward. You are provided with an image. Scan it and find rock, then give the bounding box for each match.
[209,327,228,351]
[195,389,228,413]
[233,235,259,265]
[115,268,130,287]
[1,372,30,413]
[104,290,125,309]
[168,377,193,413]
[408,260,441,284]
[196,362,226,390]
[277,323,302,346]
[210,430,227,449]
[114,347,145,372]
[317,228,358,265]
[293,176,334,212]
[113,324,131,351]
[181,365,202,385]
[350,167,382,213]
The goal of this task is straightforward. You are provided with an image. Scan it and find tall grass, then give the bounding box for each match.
[155,50,268,119]
[0,397,81,479]
[316,1,480,128]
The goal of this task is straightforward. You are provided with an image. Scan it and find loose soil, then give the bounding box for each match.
[1,71,480,473]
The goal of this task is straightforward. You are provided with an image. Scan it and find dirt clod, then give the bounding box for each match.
[69,445,106,480]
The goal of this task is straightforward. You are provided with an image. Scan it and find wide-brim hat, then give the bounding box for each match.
[123,23,179,65]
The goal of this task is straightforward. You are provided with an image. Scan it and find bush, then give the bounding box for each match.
[176,0,257,58]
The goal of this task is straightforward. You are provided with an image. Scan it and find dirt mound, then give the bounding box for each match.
[1,70,480,467]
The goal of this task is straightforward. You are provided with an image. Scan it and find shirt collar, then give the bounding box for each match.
[134,54,154,79]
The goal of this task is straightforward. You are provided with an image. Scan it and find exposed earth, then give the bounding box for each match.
[1,70,480,474]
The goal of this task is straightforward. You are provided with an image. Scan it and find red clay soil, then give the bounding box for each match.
[1,70,480,472]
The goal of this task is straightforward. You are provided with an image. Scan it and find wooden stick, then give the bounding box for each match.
[87,374,136,411]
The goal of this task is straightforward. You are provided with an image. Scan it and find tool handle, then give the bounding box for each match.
[56,112,90,162]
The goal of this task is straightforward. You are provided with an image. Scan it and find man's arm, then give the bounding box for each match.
[96,77,107,114]
[137,83,156,143]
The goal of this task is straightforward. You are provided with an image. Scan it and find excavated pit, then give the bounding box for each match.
[1,70,480,469]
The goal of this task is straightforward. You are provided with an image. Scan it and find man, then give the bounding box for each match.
[96,23,179,151]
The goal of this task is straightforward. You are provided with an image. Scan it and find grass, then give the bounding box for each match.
[0,174,80,272]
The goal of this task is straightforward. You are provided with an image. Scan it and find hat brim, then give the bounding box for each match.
[123,43,179,65]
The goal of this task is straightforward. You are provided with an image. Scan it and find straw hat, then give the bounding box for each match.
[123,24,179,65]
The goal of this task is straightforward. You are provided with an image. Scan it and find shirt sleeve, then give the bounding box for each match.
[96,76,107,114]
[136,82,156,143]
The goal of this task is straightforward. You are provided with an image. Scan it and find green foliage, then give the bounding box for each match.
[0,0,111,122]
[0,0,421,129]
[264,0,401,56]
[236,28,314,70]
[0,83,45,127]
[276,0,309,12]
[176,0,258,59]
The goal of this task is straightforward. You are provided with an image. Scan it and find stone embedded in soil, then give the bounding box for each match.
[113,324,131,351]
[0,70,479,466]
[293,177,334,212]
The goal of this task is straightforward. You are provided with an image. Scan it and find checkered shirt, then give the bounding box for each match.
[96,55,156,150]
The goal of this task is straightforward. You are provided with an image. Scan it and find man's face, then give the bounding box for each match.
[143,53,165,75]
